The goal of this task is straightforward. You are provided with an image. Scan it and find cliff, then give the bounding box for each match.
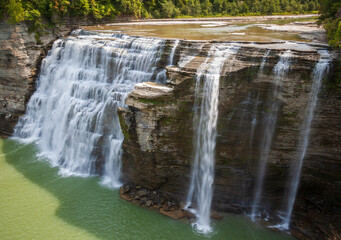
[0,21,72,137]
[119,41,341,240]
[1,21,340,240]
[0,17,117,137]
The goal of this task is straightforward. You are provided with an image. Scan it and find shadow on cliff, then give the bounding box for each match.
[1,139,191,240]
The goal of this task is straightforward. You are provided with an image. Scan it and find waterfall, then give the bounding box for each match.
[279,50,331,230]
[259,50,271,72]
[250,93,260,147]
[251,50,292,220]
[169,39,180,66]
[186,44,239,233]
[13,30,165,188]
[155,39,180,84]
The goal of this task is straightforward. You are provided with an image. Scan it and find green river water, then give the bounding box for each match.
[0,138,293,240]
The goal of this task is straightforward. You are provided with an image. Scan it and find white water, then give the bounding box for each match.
[251,50,292,220]
[155,39,180,84]
[169,40,180,66]
[260,50,271,72]
[14,30,164,188]
[277,50,331,230]
[186,44,239,233]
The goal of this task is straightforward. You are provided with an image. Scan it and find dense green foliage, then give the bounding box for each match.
[0,0,320,43]
[318,0,341,47]
[1,0,320,22]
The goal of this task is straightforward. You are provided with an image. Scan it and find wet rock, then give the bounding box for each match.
[185,210,196,219]
[141,197,148,202]
[119,43,341,240]
[160,209,186,220]
[146,200,153,207]
[210,211,223,220]
[138,190,147,197]
[134,195,140,200]
[123,185,130,193]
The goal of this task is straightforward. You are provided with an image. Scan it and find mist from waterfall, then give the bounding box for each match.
[278,50,331,230]
[185,44,239,234]
[251,50,292,220]
[13,30,164,188]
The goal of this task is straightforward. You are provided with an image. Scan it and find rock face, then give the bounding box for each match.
[119,41,341,240]
[0,21,71,137]
[1,21,339,239]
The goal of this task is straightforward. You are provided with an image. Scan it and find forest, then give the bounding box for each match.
[0,0,339,47]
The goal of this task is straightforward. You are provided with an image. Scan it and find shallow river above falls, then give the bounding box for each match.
[0,138,294,240]
[84,16,323,43]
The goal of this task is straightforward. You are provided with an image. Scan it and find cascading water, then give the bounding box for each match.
[185,44,240,233]
[14,30,165,188]
[260,50,271,72]
[169,39,180,66]
[156,39,180,83]
[249,93,260,147]
[251,50,292,220]
[278,50,331,230]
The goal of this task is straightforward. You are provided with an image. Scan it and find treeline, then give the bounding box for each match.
[4,0,341,47]
[144,0,320,18]
[318,0,341,47]
[1,0,319,23]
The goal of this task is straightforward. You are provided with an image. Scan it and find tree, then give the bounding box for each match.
[6,0,25,24]
[319,0,341,47]
[201,0,212,16]
[160,0,180,18]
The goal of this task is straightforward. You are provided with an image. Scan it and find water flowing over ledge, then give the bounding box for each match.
[6,25,338,240]
[13,30,165,188]
[251,50,292,221]
[185,44,240,233]
[278,50,331,230]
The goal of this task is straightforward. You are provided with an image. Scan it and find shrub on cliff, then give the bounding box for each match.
[318,0,341,48]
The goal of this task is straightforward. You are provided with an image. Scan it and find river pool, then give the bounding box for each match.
[0,138,294,240]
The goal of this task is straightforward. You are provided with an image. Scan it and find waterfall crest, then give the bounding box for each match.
[14,31,165,188]
[186,44,240,233]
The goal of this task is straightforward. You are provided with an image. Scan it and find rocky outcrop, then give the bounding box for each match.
[119,41,341,240]
[0,20,71,137]
[0,17,120,137]
[1,19,339,239]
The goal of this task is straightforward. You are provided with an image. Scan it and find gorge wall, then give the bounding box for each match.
[119,41,341,239]
[1,23,340,240]
[0,16,116,137]
[0,21,72,137]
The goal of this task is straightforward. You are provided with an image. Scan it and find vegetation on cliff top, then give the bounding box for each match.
[0,0,339,47]
[0,0,320,22]
[318,0,341,47]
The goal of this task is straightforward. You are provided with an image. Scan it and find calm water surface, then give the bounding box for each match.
[0,139,293,240]
[84,17,317,42]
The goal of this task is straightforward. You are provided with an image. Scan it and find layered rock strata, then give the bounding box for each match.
[0,21,71,137]
[119,41,340,240]
[1,21,339,239]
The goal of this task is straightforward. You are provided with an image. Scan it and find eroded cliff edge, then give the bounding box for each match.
[118,41,341,240]
[1,21,340,240]
[0,21,72,136]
